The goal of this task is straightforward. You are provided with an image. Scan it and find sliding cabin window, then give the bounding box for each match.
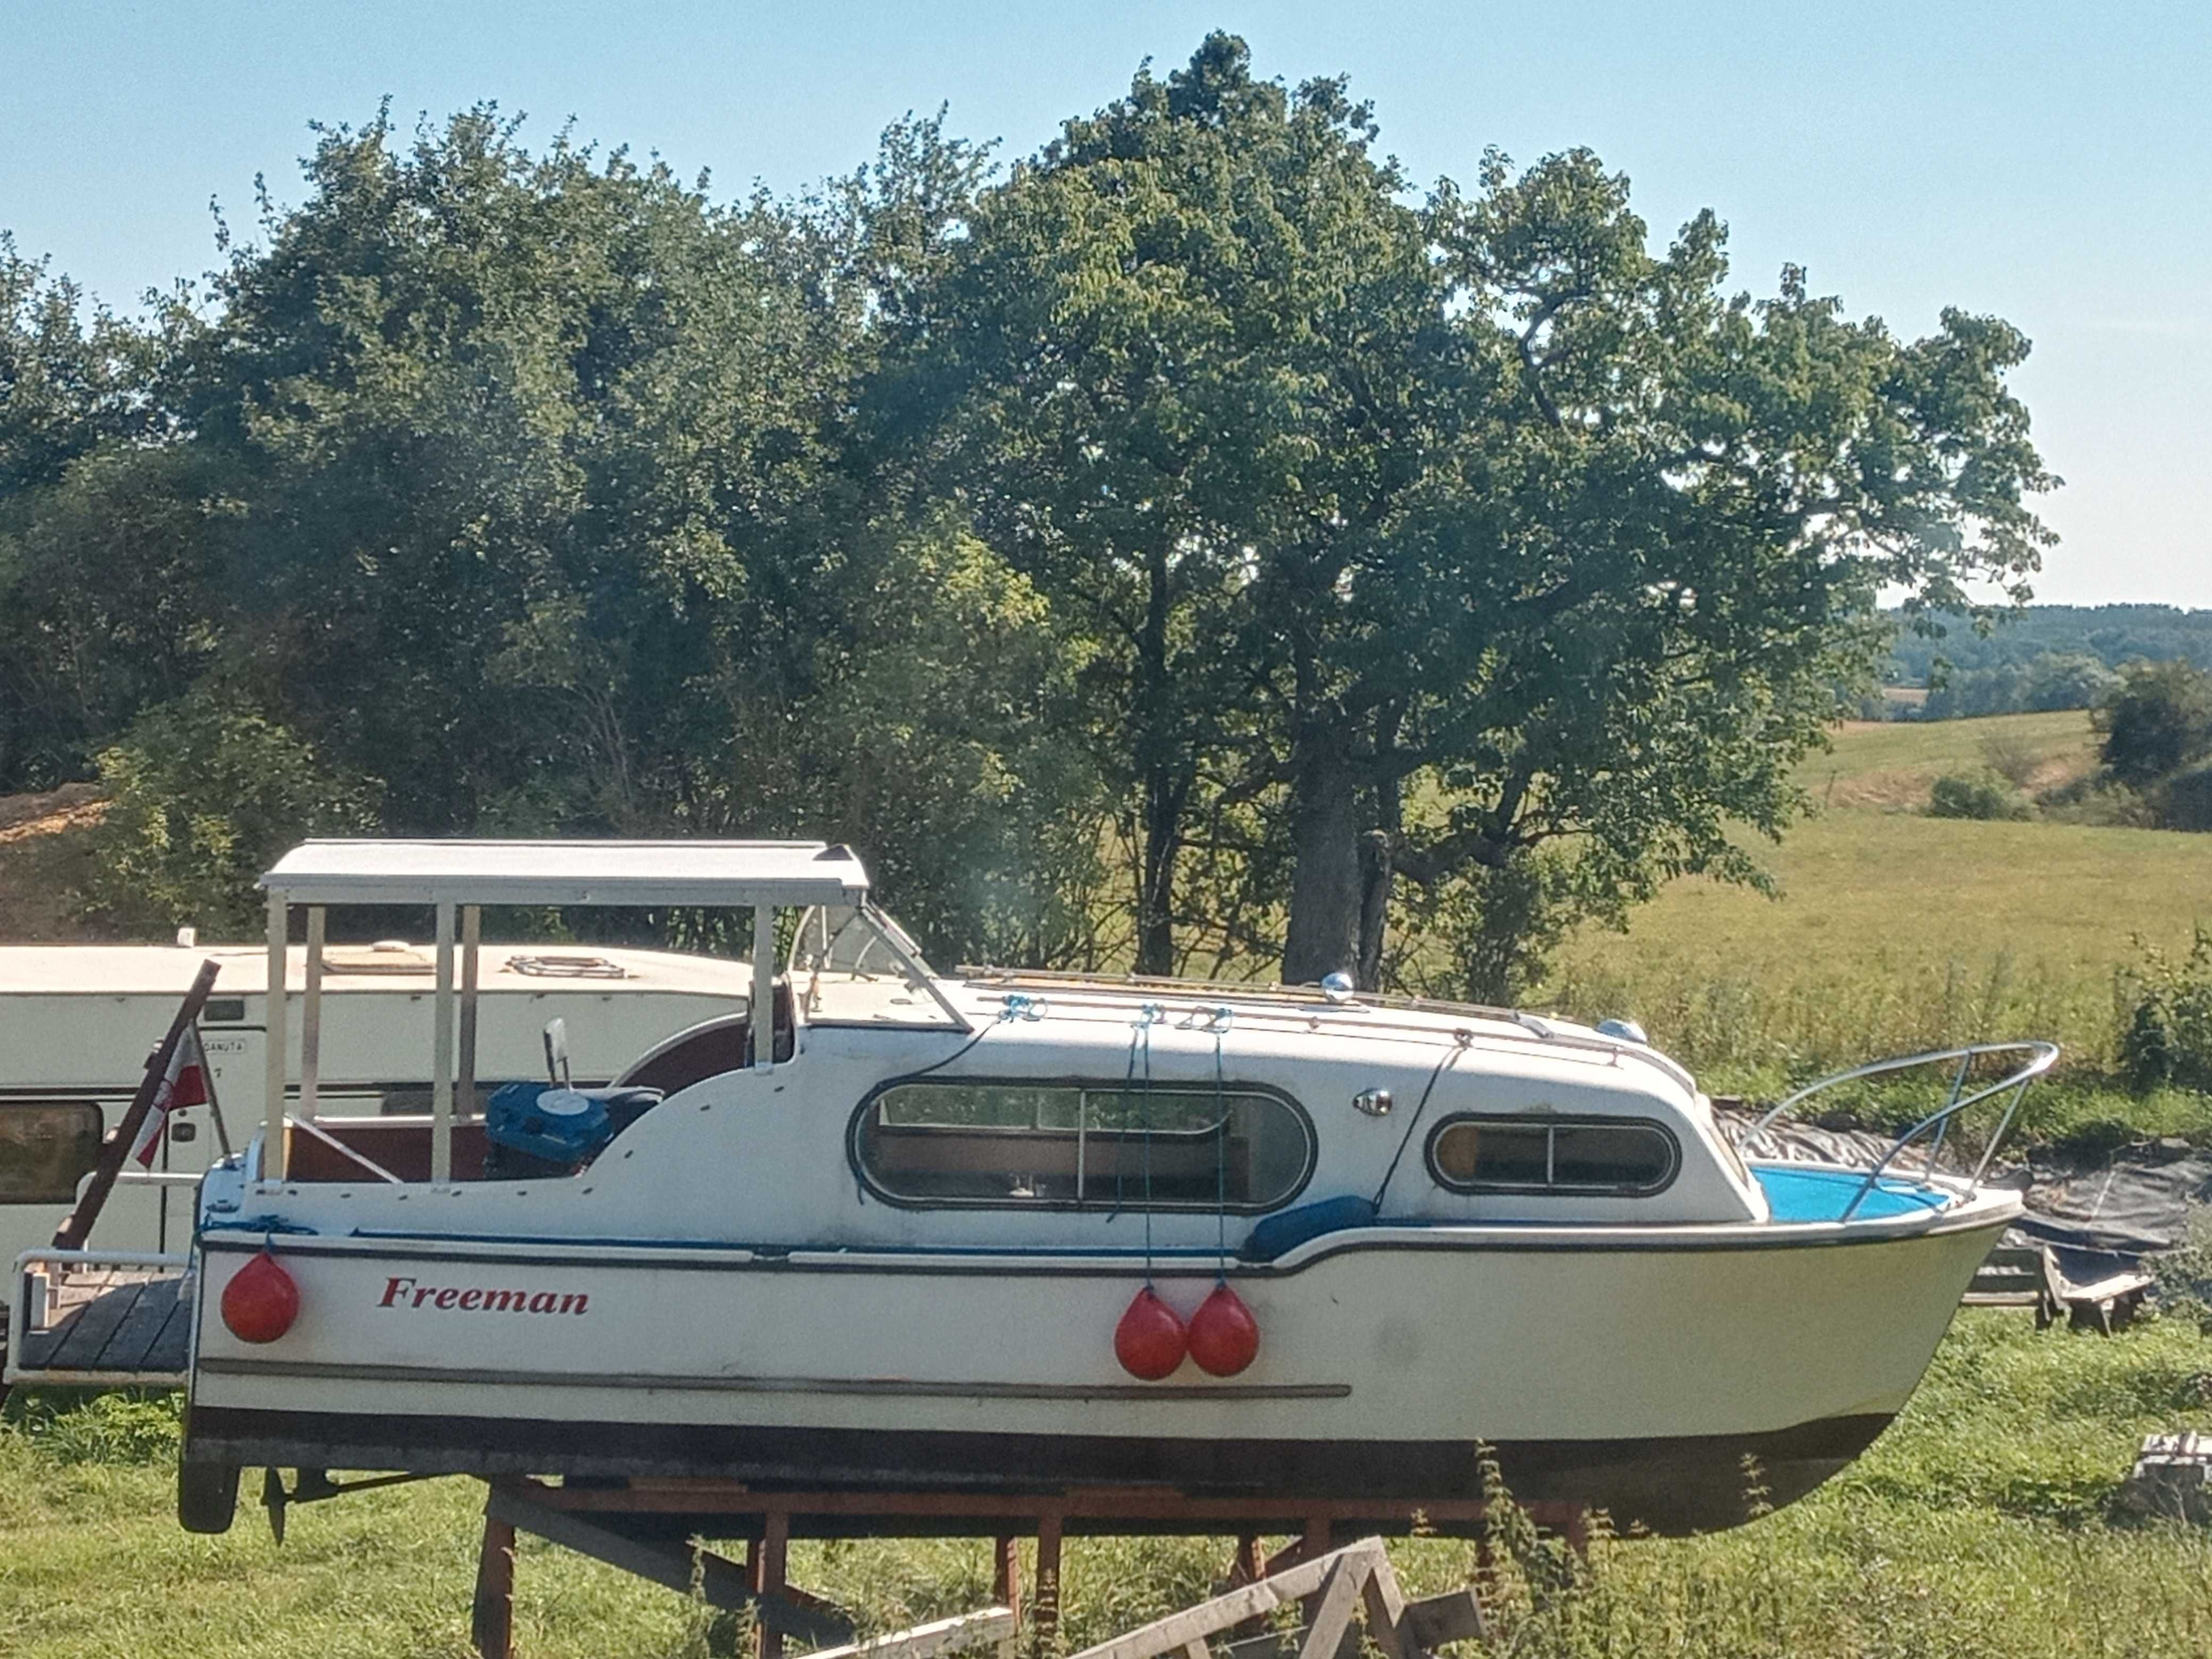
[852,1080,1313,1211]
[0,1101,104,1204]
[1426,1113,1678,1196]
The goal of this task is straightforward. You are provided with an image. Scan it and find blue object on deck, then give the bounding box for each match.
[1754,1164,1951,1223]
[1240,1194,1378,1261]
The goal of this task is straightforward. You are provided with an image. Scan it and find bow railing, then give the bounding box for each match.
[1749,1041,2060,1222]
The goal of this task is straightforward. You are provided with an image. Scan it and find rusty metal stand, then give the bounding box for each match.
[471,1514,516,1659]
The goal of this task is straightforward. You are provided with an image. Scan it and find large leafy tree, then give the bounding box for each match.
[902,36,1442,975]
[1329,150,2052,996]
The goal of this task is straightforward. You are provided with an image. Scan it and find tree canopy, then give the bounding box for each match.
[0,37,2055,994]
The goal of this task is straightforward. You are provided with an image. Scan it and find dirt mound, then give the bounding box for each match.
[0,781,108,841]
[0,784,112,940]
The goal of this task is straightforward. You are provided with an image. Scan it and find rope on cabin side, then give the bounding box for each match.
[1370,1028,1474,1216]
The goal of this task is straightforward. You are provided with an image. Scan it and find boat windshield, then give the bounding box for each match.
[789,904,963,1028]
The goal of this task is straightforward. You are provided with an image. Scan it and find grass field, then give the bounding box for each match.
[1542,712,2212,1129]
[3,1312,2208,1658]
[2,711,2209,1655]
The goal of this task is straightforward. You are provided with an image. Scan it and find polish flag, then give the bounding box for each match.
[130,1026,210,1168]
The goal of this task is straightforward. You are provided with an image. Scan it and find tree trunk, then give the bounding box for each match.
[1280,734,1362,986]
[1134,767,1182,976]
[1355,831,1392,991]
[1130,543,1183,977]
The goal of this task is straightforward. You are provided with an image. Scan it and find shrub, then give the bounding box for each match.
[2149,758,2212,833]
[2094,658,2212,786]
[4,1390,182,1464]
[2122,927,2212,1094]
[1927,768,2032,821]
[77,689,382,936]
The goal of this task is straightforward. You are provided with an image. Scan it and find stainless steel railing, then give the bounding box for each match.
[1749,1041,2060,1222]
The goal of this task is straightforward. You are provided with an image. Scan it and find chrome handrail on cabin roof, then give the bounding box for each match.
[957,963,1532,1023]
[953,966,1700,1092]
[1749,1041,2060,1221]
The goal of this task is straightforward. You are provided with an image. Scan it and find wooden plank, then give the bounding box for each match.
[54,958,220,1249]
[1293,1558,1367,1659]
[1398,1591,1485,1650]
[1067,1541,1386,1659]
[1356,1552,1409,1659]
[485,1486,852,1646]
[800,1607,1017,1659]
[142,1291,195,1375]
[92,1276,182,1371]
[46,1282,143,1371]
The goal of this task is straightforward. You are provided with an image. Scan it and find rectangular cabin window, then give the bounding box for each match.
[1427,1113,1677,1197]
[856,1082,1312,1211]
[0,1102,104,1204]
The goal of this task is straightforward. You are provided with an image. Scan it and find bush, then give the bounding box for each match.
[2122,927,2212,1094]
[3,1390,182,1464]
[2094,659,2212,786]
[77,689,382,936]
[2149,759,2212,833]
[1927,768,2032,821]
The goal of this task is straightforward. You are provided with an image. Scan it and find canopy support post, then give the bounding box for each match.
[263,893,288,1183]
[752,904,775,1069]
[299,907,325,1122]
[433,900,456,1187]
[459,904,482,1118]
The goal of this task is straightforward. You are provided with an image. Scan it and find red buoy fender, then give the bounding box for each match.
[220,1249,299,1344]
[1113,1286,1187,1379]
[1187,1281,1260,1377]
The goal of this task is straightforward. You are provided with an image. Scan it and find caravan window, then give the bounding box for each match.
[853,1080,1313,1210]
[0,1102,104,1204]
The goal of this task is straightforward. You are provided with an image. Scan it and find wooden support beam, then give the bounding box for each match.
[992,1534,1021,1627]
[1035,1515,1063,1649]
[803,1608,1019,1659]
[757,1509,791,1659]
[1400,1589,1486,1650]
[471,1514,516,1659]
[1292,1556,1367,1659]
[1230,1536,1264,1587]
[53,959,220,1247]
[485,1485,852,1647]
[1066,1540,1387,1659]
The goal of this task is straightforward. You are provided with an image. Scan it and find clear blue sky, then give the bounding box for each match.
[4,1,2206,605]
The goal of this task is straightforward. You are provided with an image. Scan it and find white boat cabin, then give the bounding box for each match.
[224,838,1766,1247]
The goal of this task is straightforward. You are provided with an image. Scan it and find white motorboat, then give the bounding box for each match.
[168,840,2051,1536]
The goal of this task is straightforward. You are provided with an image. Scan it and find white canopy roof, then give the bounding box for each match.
[259,840,871,908]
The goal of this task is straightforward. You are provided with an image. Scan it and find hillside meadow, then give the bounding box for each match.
[1543,711,2212,1135]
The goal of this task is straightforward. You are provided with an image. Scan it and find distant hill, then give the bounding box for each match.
[1887,604,2212,684]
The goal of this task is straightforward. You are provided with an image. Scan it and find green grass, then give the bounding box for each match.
[1541,714,2212,1130]
[3,1314,2208,1657]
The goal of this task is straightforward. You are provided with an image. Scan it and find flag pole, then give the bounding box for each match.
[52,958,221,1252]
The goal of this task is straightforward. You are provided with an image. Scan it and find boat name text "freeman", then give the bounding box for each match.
[377,1277,588,1315]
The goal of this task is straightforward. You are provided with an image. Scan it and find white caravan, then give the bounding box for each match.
[0,937,757,1266]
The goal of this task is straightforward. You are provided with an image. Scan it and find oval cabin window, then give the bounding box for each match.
[853,1081,1313,1211]
[1427,1114,1677,1196]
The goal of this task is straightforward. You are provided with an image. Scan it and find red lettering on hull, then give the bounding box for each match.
[374,1276,587,1315]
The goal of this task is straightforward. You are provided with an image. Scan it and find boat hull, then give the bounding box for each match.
[184,1202,2007,1536]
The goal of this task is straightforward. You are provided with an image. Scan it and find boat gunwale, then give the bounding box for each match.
[195,1178,2021,1272]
